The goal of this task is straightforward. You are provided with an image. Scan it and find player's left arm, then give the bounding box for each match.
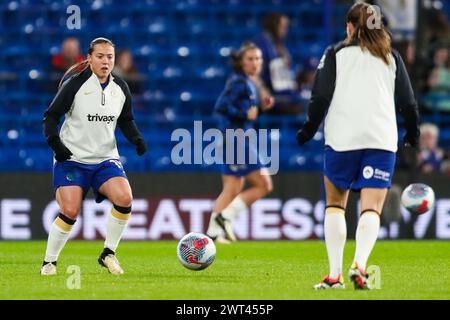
[393,50,420,147]
[117,80,147,156]
[297,45,336,145]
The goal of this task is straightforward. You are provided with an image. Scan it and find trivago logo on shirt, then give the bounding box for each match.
[86,113,116,124]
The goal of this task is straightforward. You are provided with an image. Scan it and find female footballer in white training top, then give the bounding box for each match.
[41,37,147,276]
[297,3,420,289]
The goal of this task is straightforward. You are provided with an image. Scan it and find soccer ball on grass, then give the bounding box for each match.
[177,232,216,270]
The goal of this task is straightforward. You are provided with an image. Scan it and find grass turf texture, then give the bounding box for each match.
[0,240,449,300]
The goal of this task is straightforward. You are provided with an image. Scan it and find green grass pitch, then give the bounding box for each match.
[0,240,449,300]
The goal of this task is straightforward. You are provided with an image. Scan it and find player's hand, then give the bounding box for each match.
[247,106,258,120]
[261,95,275,111]
[47,136,73,162]
[296,129,312,146]
[403,131,419,148]
[133,137,147,156]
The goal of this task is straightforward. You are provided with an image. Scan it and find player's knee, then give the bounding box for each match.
[224,184,242,198]
[260,179,273,195]
[60,204,80,220]
[114,192,133,207]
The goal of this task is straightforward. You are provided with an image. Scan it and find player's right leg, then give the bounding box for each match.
[349,188,387,289]
[206,175,244,242]
[349,149,394,289]
[41,186,82,275]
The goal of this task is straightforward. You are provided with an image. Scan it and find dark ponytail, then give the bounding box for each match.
[58,37,115,88]
[345,2,392,65]
[230,42,261,73]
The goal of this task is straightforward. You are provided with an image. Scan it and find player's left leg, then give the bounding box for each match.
[315,146,358,289]
[350,188,387,289]
[314,176,349,290]
[97,176,133,275]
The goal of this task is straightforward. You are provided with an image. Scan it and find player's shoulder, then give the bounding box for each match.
[112,72,131,95]
[331,39,358,55]
[228,73,250,88]
[223,73,248,93]
[60,67,92,90]
[318,41,348,64]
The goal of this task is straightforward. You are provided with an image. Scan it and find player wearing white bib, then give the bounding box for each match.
[40,38,147,275]
[297,3,420,289]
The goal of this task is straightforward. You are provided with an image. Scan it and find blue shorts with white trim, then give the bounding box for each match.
[324,146,396,191]
[53,159,127,203]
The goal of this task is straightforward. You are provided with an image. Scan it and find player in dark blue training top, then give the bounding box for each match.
[206,42,275,243]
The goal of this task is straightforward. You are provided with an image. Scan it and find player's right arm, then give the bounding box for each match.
[43,79,77,162]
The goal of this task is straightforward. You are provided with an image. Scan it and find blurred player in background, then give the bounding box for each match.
[297,3,420,289]
[206,42,275,243]
[41,37,147,275]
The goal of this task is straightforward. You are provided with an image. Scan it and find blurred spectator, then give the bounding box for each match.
[416,123,446,173]
[375,0,417,42]
[296,56,319,101]
[49,37,85,90]
[425,44,450,112]
[113,49,144,95]
[252,12,302,115]
[372,1,420,84]
[416,1,450,95]
[51,37,85,73]
[422,2,450,47]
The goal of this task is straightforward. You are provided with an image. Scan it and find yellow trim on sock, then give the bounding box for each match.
[111,207,131,221]
[54,217,73,232]
[325,207,345,215]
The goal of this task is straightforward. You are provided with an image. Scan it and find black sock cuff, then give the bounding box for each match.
[58,213,76,225]
[101,247,115,257]
[361,209,381,216]
[113,204,131,214]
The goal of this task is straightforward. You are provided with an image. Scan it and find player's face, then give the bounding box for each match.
[88,43,115,82]
[241,48,263,77]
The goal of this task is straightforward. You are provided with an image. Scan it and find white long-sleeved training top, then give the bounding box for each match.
[43,68,142,164]
[302,40,419,153]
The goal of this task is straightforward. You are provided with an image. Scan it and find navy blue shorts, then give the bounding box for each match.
[324,146,396,191]
[220,138,264,177]
[53,159,127,203]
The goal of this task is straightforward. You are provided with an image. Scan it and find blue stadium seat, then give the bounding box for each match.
[1,0,448,172]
